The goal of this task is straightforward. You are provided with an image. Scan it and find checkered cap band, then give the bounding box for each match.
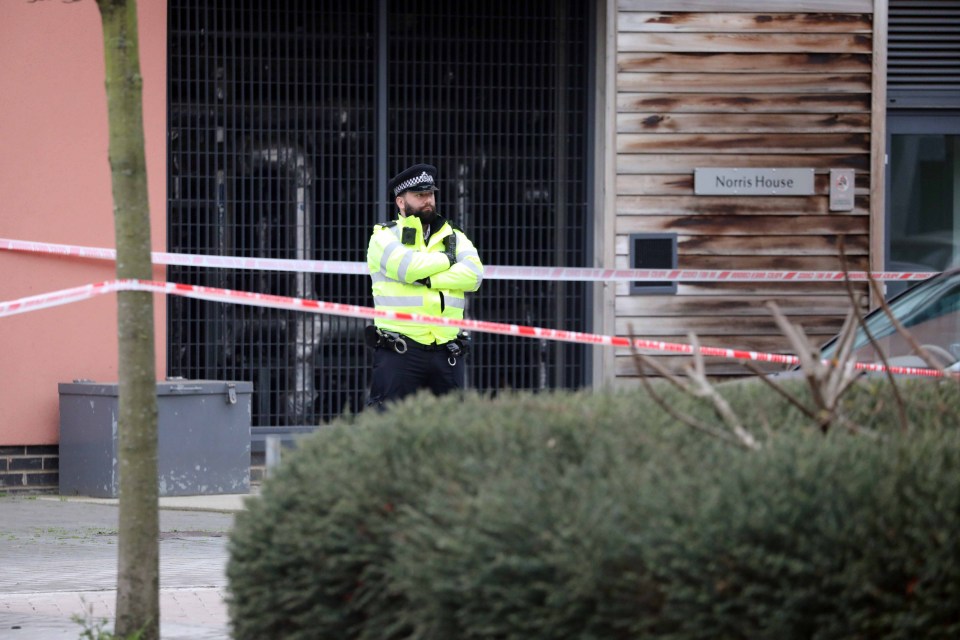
[393,171,436,196]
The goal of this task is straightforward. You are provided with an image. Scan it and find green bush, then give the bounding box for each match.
[645,426,960,639]
[227,380,960,639]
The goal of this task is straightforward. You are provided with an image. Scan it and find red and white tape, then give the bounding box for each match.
[0,278,948,379]
[0,238,938,283]
[0,281,128,318]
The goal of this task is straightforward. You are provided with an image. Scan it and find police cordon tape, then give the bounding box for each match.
[0,237,938,283]
[0,278,948,379]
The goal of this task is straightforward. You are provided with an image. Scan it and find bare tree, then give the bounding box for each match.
[96,0,159,637]
[628,237,952,443]
[630,329,761,451]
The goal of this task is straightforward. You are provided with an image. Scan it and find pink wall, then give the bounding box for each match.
[0,0,167,445]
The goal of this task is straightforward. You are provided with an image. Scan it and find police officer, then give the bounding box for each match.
[365,163,484,408]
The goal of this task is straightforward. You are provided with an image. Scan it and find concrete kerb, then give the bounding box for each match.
[38,491,258,513]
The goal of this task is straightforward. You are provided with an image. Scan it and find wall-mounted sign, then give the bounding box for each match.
[829,168,855,211]
[694,168,815,196]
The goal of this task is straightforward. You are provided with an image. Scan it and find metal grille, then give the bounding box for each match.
[888,0,960,108]
[386,0,590,392]
[168,0,591,427]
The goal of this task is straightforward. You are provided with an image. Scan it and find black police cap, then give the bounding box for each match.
[388,164,440,197]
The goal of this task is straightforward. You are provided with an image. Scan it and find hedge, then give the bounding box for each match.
[227,379,960,639]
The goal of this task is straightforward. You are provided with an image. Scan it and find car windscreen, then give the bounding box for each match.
[822,271,960,364]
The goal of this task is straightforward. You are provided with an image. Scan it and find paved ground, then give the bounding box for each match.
[0,494,254,639]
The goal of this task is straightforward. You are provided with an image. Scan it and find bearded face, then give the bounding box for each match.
[399,191,438,226]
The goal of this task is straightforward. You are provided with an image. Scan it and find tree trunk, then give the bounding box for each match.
[95,1,159,638]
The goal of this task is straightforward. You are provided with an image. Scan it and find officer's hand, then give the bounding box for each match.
[442,234,457,266]
[416,277,431,288]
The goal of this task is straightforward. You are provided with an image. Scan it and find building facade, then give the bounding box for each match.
[2,0,956,489]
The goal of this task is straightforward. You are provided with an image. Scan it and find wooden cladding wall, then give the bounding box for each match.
[614,0,875,380]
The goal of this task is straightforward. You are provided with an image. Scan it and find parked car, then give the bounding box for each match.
[819,268,960,371]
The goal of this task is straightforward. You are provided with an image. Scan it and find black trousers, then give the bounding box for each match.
[366,344,465,409]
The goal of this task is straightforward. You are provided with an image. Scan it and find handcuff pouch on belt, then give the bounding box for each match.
[363,325,407,354]
[364,325,471,366]
[443,331,472,366]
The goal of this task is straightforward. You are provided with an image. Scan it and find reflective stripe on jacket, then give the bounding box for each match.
[367,214,483,345]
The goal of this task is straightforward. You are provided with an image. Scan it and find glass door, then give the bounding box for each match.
[886,113,960,274]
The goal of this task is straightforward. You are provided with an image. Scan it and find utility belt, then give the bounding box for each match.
[364,325,471,366]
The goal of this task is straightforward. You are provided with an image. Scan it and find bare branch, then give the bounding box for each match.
[866,277,952,371]
[766,301,829,410]
[684,334,760,450]
[626,339,689,392]
[741,361,820,422]
[762,293,866,434]
[632,350,750,449]
[836,237,908,431]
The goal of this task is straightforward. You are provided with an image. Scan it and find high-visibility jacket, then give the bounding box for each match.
[367,214,483,345]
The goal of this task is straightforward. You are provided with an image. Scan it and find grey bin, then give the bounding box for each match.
[58,380,252,498]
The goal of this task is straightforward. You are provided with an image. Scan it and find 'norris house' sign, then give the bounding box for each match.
[694,168,814,196]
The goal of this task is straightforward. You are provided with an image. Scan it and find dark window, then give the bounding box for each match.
[629,234,678,296]
[167,0,592,427]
